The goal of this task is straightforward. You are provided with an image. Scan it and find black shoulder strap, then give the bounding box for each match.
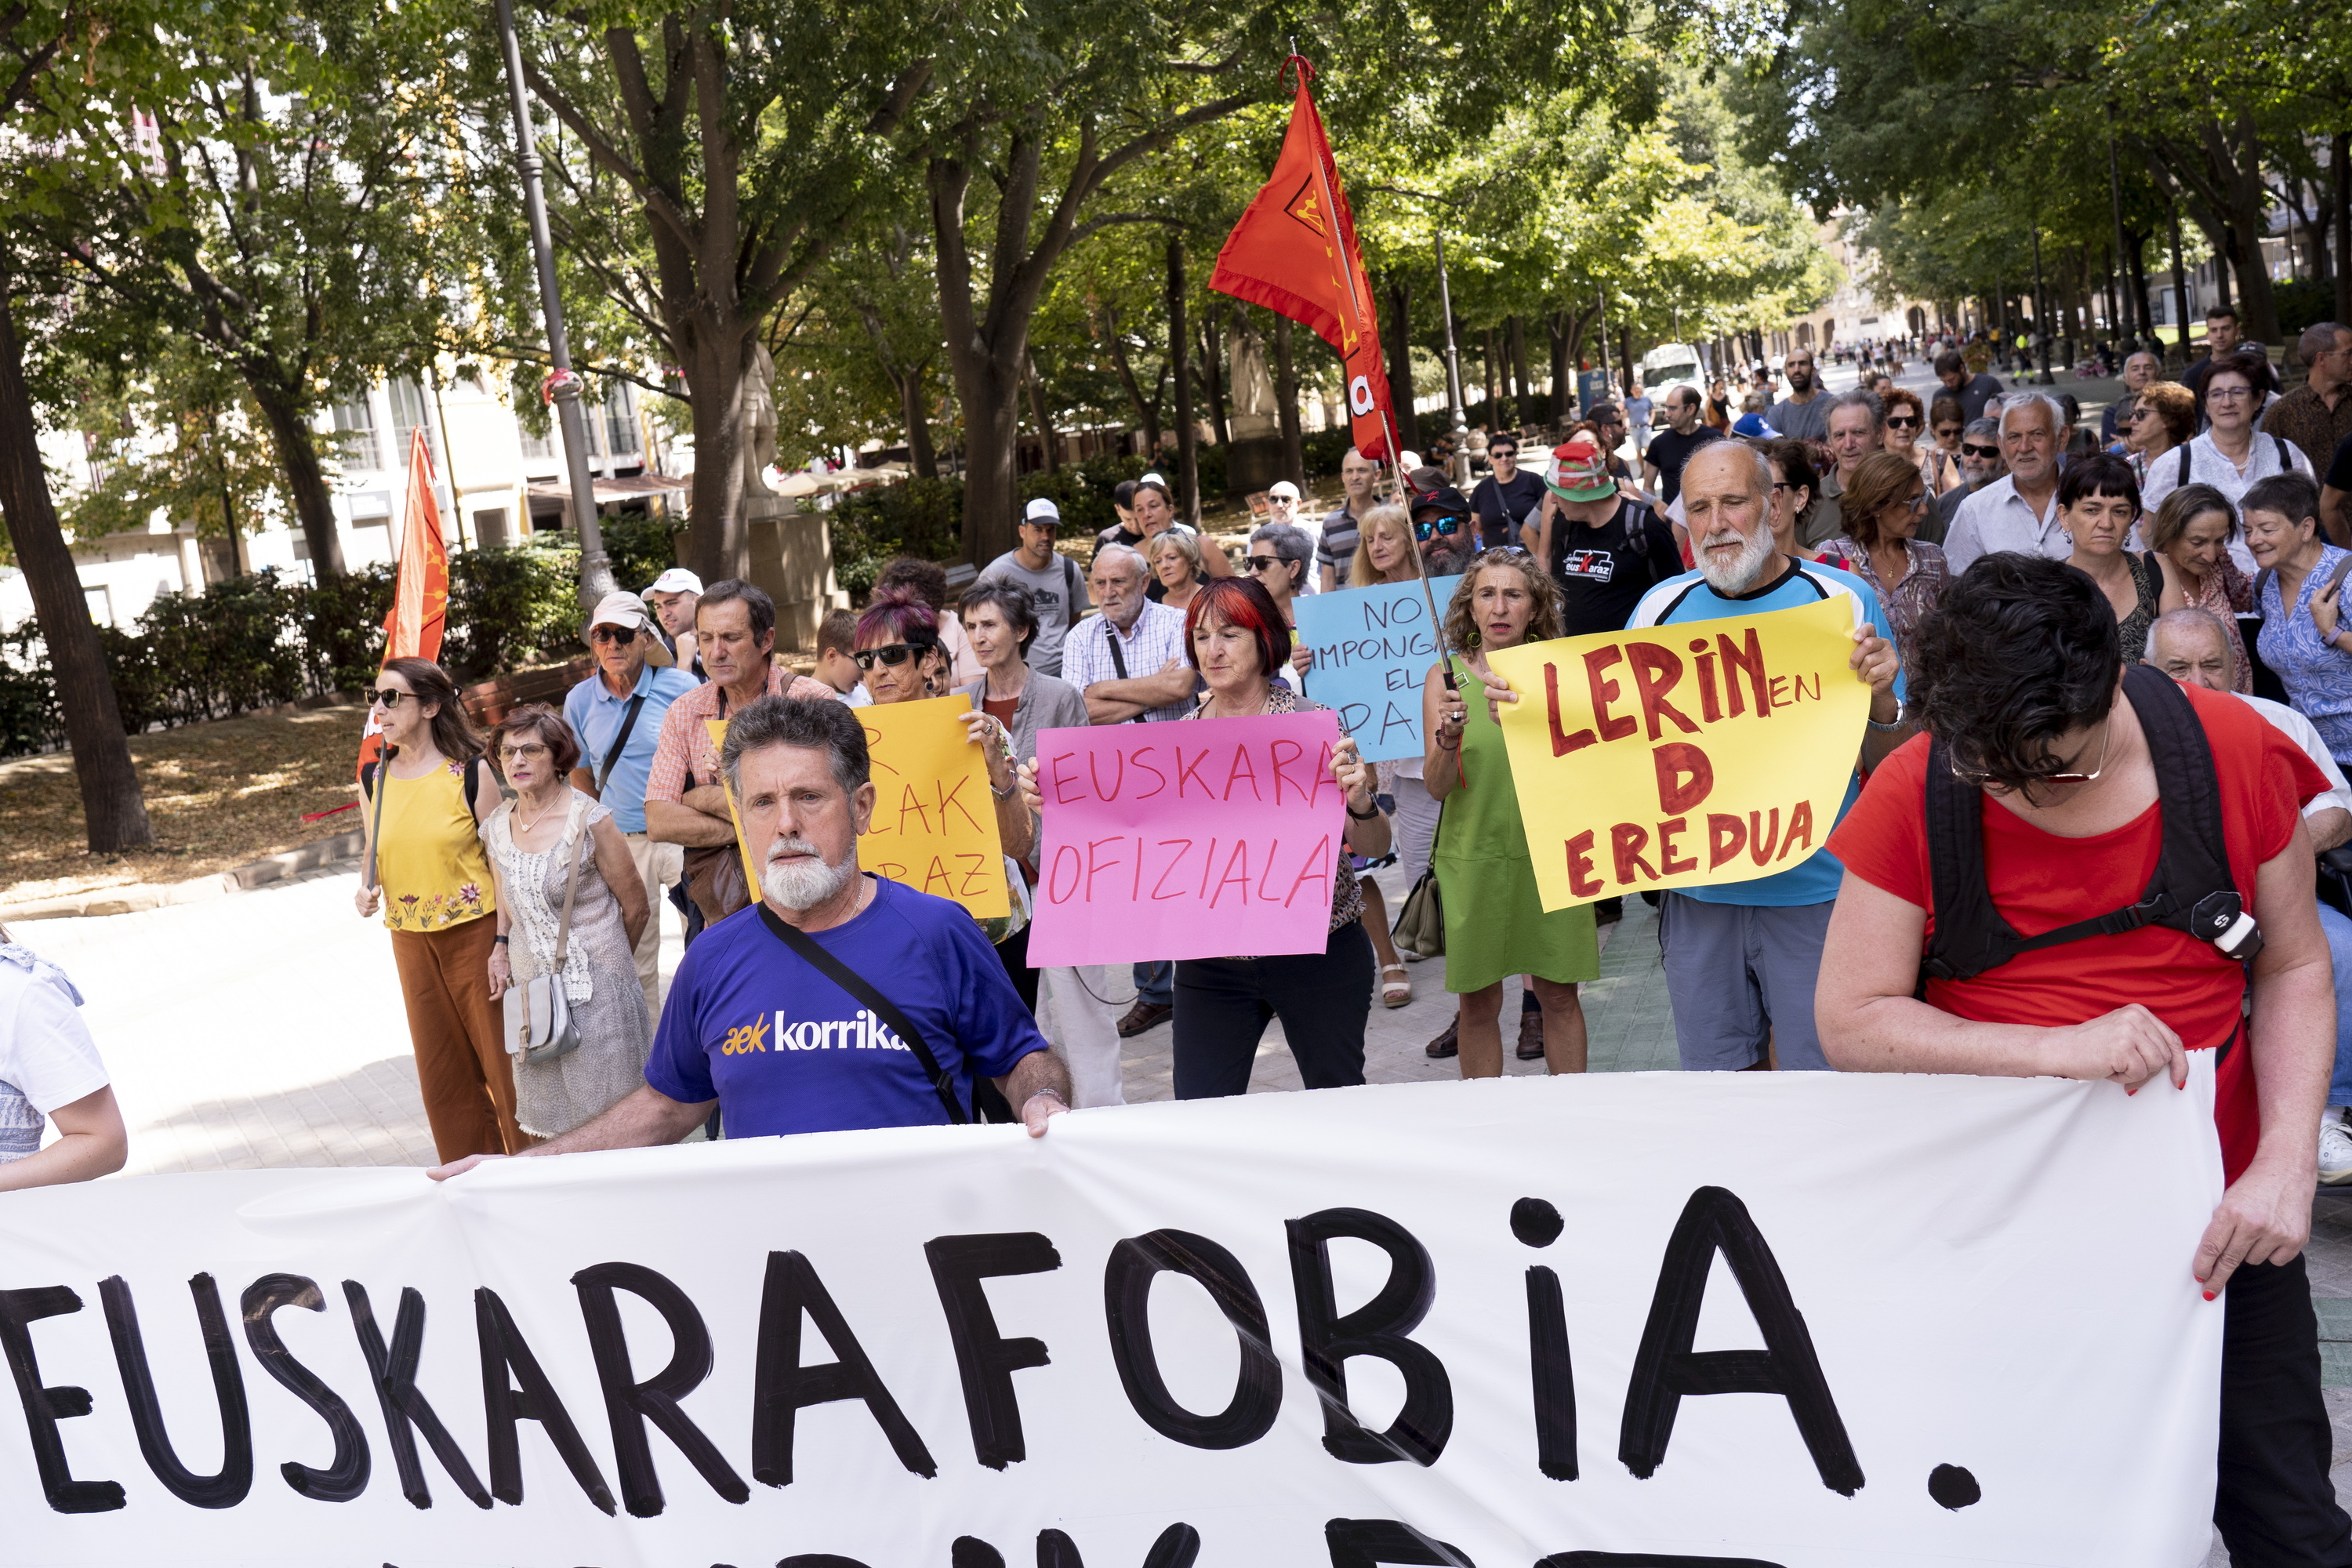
[2275,434,2290,467]
[1105,626,1131,681]
[2178,443,2194,485]
[595,692,649,793]
[1062,552,1079,606]
[756,898,967,1125]
[361,759,377,799]
[464,755,485,815]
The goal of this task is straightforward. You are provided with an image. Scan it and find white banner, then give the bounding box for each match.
[0,1069,2222,1566]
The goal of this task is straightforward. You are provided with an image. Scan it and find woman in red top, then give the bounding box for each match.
[1817,554,2343,1563]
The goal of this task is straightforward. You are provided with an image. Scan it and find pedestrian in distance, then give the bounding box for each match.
[563,590,699,1022]
[1806,389,1885,547]
[1469,431,1547,550]
[430,695,1074,1183]
[1818,557,2347,1565]
[1934,347,2005,426]
[2100,350,2162,447]
[1768,347,1830,444]
[481,705,654,1141]
[1426,551,1599,1075]
[356,657,521,1162]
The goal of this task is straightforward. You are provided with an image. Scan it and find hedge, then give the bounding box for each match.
[0,515,682,760]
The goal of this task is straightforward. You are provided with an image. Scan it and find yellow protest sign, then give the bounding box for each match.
[710,700,1009,917]
[1486,597,1870,910]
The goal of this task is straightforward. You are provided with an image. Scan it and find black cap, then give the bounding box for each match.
[1411,484,1472,519]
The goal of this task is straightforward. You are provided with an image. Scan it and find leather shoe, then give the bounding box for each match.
[1516,1008,1545,1060]
[1425,1017,1458,1058]
[1117,1000,1173,1038]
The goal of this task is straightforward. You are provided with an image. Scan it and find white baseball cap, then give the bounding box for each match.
[645,567,702,596]
[1023,497,1061,524]
[1138,471,1167,488]
[582,590,674,666]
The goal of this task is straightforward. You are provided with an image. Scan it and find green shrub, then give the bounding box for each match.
[296,563,397,695]
[2274,280,2338,340]
[441,538,584,684]
[600,514,684,593]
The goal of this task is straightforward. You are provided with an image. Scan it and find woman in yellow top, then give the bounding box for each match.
[355,657,521,1161]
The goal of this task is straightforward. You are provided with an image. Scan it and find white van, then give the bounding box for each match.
[1637,343,1705,422]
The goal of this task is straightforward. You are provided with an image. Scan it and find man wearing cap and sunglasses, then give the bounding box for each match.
[1934,416,2009,541]
[1526,438,1683,638]
[564,592,702,1017]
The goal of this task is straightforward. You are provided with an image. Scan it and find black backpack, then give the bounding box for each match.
[1922,663,2262,993]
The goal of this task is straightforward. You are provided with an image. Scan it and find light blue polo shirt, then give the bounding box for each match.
[1626,556,1901,907]
[562,664,702,833]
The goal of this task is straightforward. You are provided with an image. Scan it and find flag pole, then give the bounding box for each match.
[1290,53,1453,684]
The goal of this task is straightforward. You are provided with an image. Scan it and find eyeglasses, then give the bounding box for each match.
[1935,426,1962,439]
[853,644,927,670]
[1905,492,1931,510]
[1413,517,1463,541]
[1247,555,1288,574]
[590,626,637,645]
[1962,443,2001,459]
[1949,720,2112,791]
[369,689,409,709]
[1886,414,1921,429]
[499,742,549,764]
[2207,387,2253,402]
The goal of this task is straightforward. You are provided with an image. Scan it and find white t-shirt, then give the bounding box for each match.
[2238,692,2352,820]
[0,945,110,1162]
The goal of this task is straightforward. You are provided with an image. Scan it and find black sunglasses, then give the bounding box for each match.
[854,643,931,670]
[1961,442,2000,459]
[1886,414,1921,429]
[590,625,638,644]
[1247,555,1289,573]
[1413,517,1463,541]
[368,688,409,708]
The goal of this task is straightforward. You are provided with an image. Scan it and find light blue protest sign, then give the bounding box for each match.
[1294,575,1461,761]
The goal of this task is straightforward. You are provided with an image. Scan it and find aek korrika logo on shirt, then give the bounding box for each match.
[719,1009,913,1055]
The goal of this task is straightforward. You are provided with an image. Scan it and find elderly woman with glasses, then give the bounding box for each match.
[479,704,653,1140]
[1882,387,1958,497]
[354,657,521,1161]
[1247,521,1318,684]
[1818,451,1951,648]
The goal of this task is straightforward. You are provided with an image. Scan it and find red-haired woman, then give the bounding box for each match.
[355,657,521,1160]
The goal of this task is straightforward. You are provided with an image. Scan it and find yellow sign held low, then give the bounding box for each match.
[1485,597,1871,910]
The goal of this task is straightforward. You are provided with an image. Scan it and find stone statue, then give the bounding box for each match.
[1227,322,1279,442]
[743,339,779,499]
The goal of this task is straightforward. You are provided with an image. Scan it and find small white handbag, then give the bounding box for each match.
[519,826,587,1066]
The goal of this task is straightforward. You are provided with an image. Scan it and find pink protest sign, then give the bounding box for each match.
[1025,711,1347,967]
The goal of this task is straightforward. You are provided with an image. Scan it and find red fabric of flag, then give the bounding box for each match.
[356,427,452,781]
[1209,57,1396,462]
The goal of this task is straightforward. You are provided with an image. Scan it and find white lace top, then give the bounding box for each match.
[482,793,605,1005]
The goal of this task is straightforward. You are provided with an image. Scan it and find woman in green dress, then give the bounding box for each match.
[1421,551,1601,1076]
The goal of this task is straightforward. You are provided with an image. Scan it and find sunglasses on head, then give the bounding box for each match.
[590,625,638,644]
[1962,442,2000,459]
[1413,516,1462,541]
[854,643,931,670]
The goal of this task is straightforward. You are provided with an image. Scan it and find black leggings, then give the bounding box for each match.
[2216,1253,2352,1565]
[1171,920,1376,1099]
[992,922,1040,1014]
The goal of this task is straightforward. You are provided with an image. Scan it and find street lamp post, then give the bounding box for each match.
[2030,225,2054,385]
[1434,230,1471,489]
[494,0,615,606]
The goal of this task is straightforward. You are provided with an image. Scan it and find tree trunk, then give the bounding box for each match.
[1024,350,1059,474]
[1272,313,1304,488]
[1167,236,1200,524]
[898,368,939,479]
[1199,303,1229,449]
[682,332,753,583]
[0,264,154,852]
[1384,277,1415,454]
[950,347,1025,565]
[1105,307,1163,457]
[1509,314,1532,426]
[2336,132,2351,325]
[245,376,347,579]
[1617,321,1634,397]
[1482,326,1497,422]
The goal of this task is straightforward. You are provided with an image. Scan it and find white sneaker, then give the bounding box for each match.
[2321,1112,2352,1185]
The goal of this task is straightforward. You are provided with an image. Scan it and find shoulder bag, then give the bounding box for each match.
[1389,798,1447,959]
[756,903,1014,1123]
[520,820,588,1066]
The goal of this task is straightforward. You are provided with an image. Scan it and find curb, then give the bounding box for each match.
[0,829,365,924]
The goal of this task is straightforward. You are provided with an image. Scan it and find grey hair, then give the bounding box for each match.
[1998,390,2066,435]
[1824,388,1883,431]
[1249,521,1314,567]
[2145,607,2237,677]
[2125,349,2161,372]
[2300,322,2350,367]
[1962,416,2002,441]
[720,694,871,803]
[1093,543,1150,582]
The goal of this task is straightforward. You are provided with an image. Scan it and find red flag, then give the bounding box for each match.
[356,428,452,780]
[1209,57,1396,462]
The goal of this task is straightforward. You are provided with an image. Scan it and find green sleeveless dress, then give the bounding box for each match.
[1433,655,1601,994]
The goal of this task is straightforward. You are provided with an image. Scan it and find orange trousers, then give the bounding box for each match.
[389,916,524,1161]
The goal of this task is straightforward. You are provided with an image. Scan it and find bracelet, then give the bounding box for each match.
[991,776,1016,800]
[493,934,510,946]
[1025,1088,1067,1108]
[1346,798,1381,820]
[1437,731,1461,750]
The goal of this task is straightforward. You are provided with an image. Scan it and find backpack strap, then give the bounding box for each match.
[2178,443,2194,486]
[464,755,485,817]
[1062,551,1079,611]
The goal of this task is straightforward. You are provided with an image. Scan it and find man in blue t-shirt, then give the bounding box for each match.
[1623,441,1907,1073]
[430,697,1070,1179]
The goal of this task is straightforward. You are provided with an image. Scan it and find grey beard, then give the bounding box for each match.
[1697,524,1776,595]
[761,838,856,912]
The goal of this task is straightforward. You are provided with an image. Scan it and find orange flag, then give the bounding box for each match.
[357,428,452,781]
[1208,56,1396,461]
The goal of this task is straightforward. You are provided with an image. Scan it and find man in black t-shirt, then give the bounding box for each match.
[1641,388,1719,508]
[1468,433,1547,549]
[1537,438,1684,636]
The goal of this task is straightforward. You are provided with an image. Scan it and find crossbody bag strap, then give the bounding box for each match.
[595,693,649,793]
[1105,625,1131,681]
[756,899,967,1125]
[552,807,589,971]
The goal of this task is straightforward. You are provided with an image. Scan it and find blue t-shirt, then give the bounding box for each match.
[1626,557,1902,907]
[562,664,702,833]
[644,877,1047,1136]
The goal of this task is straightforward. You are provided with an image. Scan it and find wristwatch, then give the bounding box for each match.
[1864,704,1907,733]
